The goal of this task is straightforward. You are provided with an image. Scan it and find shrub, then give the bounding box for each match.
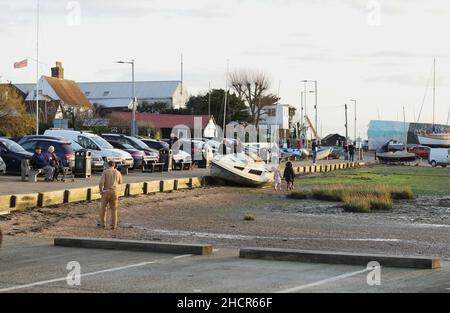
[244,214,255,221]
[342,195,371,213]
[311,186,344,202]
[390,187,414,200]
[369,195,393,211]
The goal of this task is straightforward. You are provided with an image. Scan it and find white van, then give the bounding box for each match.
[429,148,450,168]
[44,130,134,168]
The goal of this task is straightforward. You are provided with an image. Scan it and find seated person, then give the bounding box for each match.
[31,146,55,182]
[46,146,64,181]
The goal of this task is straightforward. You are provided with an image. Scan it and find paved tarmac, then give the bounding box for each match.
[0,237,449,293]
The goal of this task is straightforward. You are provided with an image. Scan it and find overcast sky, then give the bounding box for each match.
[1,0,450,137]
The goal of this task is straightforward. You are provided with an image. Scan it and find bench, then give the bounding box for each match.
[21,160,74,183]
[173,161,192,171]
[142,162,165,173]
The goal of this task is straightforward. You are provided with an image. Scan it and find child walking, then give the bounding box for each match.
[283,162,296,191]
[273,167,282,191]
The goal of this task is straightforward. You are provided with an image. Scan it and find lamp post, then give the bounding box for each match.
[302,80,318,138]
[349,99,357,144]
[116,60,137,137]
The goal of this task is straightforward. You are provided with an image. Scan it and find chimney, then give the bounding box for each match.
[51,62,64,79]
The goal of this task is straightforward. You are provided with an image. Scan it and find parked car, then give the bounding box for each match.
[19,137,76,168]
[108,141,154,169]
[178,138,213,167]
[70,141,105,171]
[140,138,192,165]
[0,156,6,175]
[408,145,431,159]
[429,148,450,168]
[0,138,33,175]
[44,130,134,168]
[100,134,160,159]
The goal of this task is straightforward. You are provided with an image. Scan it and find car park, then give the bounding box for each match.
[108,141,156,169]
[44,130,134,168]
[429,148,450,167]
[140,138,192,167]
[101,134,160,159]
[0,138,33,175]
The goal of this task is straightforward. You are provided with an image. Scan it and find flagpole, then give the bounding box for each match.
[35,0,40,135]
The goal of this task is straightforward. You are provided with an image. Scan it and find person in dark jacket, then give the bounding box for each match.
[46,146,63,181]
[31,146,55,181]
[283,161,296,191]
[349,143,355,162]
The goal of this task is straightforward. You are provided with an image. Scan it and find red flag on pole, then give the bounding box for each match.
[14,59,28,69]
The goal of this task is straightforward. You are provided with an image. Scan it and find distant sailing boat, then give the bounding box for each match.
[417,59,450,146]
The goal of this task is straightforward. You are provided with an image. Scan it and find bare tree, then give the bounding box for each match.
[229,70,274,127]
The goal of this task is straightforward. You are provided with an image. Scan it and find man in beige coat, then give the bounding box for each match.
[98,161,123,230]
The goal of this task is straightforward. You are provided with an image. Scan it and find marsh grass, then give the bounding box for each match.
[289,184,411,213]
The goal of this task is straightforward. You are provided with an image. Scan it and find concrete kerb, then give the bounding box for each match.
[55,237,213,256]
[240,248,441,270]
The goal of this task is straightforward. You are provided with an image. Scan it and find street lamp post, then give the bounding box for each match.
[350,99,357,144]
[117,60,137,137]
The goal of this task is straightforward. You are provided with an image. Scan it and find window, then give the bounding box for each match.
[267,109,276,117]
[21,141,38,153]
[103,91,110,97]
[85,91,91,96]
[78,136,99,150]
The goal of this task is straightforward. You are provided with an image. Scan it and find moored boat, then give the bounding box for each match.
[377,151,416,163]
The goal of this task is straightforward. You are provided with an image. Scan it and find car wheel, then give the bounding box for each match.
[442,165,447,168]
[431,161,437,167]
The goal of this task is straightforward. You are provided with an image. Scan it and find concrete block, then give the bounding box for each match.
[128,182,145,196]
[11,193,39,211]
[39,190,65,207]
[240,248,440,270]
[191,177,203,188]
[88,186,102,201]
[67,187,89,203]
[0,195,11,213]
[161,180,175,192]
[55,237,213,256]
[177,178,191,190]
[145,181,160,194]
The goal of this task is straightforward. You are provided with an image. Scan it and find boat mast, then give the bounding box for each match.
[36,0,40,135]
[433,58,436,128]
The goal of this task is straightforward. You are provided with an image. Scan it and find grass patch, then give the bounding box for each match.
[297,165,450,196]
[289,184,411,213]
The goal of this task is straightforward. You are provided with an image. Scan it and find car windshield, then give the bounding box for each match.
[129,137,150,149]
[2,139,27,153]
[92,136,114,149]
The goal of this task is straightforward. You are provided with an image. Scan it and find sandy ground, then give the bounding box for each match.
[1,185,450,259]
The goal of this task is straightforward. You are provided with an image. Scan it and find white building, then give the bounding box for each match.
[77,81,189,110]
[259,103,294,139]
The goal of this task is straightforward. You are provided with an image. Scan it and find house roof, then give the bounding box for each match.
[14,76,92,108]
[44,76,92,108]
[78,81,181,101]
[110,112,211,129]
[322,133,345,141]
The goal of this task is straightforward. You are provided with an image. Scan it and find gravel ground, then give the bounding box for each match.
[1,186,450,258]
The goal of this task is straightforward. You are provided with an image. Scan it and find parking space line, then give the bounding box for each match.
[0,254,192,293]
[277,268,371,293]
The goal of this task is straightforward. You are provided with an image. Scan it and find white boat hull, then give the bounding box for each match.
[417,136,450,147]
[211,154,274,187]
[316,148,333,160]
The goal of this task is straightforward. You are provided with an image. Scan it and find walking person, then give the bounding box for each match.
[31,146,55,181]
[98,161,123,230]
[283,161,296,191]
[312,140,318,165]
[349,143,355,162]
[273,166,282,191]
[343,142,349,161]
